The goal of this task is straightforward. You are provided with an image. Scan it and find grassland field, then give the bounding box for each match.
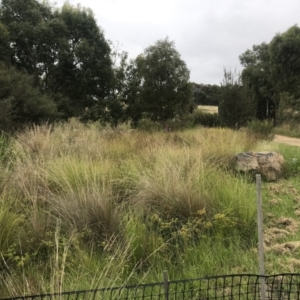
[1,119,300,297]
[197,105,218,114]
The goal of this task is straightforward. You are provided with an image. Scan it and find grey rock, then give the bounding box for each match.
[233,151,285,181]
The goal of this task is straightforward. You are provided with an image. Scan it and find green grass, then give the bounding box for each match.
[1,120,300,297]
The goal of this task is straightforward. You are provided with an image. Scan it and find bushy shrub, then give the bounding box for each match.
[0,64,58,132]
[246,119,274,140]
[218,70,255,128]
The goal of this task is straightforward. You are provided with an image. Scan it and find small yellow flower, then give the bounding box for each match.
[197,207,206,216]
[204,222,213,228]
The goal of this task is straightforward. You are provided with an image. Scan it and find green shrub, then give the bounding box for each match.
[0,64,58,132]
[247,119,274,140]
[218,70,255,128]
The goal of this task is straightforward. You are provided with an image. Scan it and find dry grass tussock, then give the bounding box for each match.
[4,120,260,238]
[0,120,263,295]
[133,147,207,219]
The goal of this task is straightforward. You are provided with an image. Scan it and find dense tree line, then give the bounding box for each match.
[0,0,194,131]
[220,25,300,128]
[1,0,300,132]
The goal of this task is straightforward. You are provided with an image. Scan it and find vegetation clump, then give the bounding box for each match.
[0,121,261,297]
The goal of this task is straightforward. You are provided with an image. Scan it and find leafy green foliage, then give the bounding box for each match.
[192,83,220,106]
[0,0,53,73]
[240,43,275,121]
[218,70,255,128]
[269,25,300,99]
[132,38,194,122]
[0,0,114,120]
[0,22,10,64]
[239,25,300,124]
[0,64,57,131]
[246,119,274,140]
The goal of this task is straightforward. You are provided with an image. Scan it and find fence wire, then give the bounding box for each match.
[2,273,300,300]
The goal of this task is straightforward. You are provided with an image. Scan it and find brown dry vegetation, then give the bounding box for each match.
[197,105,218,114]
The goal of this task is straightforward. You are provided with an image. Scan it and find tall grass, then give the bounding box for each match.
[0,193,24,253]
[0,120,264,296]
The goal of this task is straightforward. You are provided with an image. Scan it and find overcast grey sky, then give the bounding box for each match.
[56,0,300,85]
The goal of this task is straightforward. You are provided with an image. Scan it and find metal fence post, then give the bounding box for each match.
[256,174,266,300]
[163,270,169,300]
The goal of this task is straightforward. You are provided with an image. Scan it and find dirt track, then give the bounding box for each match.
[274,135,300,147]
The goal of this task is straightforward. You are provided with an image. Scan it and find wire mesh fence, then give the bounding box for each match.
[2,273,300,300]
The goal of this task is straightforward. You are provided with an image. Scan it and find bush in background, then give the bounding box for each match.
[218,70,255,128]
[0,64,58,132]
[246,119,274,140]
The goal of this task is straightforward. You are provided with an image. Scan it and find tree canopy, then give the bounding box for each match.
[0,1,195,130]
[218,70,255,128]
[192,83,220,106]
[239,25,300,124]
[131,38,194,123]
[3,1,300,130]
[0,0,114,119]
[0,63,57,131]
